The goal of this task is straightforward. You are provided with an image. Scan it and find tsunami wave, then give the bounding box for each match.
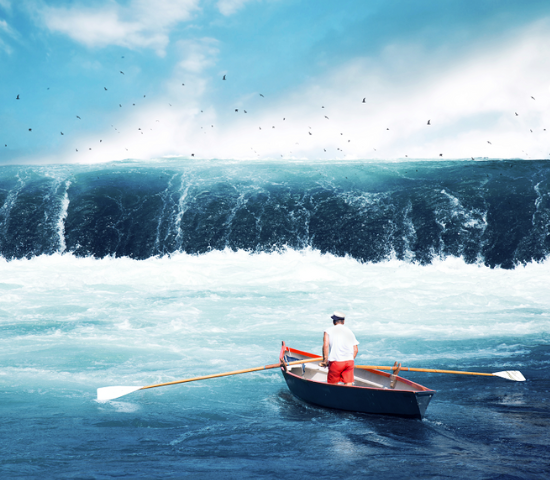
[1,159,549,268]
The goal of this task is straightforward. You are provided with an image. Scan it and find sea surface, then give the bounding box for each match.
[0,159,549,479]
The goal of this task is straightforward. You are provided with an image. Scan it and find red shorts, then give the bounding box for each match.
[327,360,355,384]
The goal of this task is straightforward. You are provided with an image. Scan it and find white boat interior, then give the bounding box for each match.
[284,355,422,392]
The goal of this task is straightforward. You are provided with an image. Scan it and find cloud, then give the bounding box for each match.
[35,16,550,165]
[217,0,255,16]
[187,17,550,161]
[176,37,219,73]
[0,18,18,54]
[40,0,199,55]
[0,19,13,34]
[0,38,11,54]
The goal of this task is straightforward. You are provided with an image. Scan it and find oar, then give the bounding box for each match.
[97,357,322,401]
[356,365,525,381]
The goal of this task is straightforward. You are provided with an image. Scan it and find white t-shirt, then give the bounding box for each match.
[325,324,359,362]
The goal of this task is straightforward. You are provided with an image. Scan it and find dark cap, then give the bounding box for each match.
[331,311,345,321]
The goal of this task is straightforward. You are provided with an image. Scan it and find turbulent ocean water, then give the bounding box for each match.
[1,159,549,479]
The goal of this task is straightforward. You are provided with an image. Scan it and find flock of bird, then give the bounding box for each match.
[5,64,548,159]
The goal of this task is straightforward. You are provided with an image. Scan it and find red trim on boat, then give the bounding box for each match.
[281,343,435,393]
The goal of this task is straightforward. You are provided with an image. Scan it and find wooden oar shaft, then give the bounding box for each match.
[140,357,322,391]
[357,365,494,377]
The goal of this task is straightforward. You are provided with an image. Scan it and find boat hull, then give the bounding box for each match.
[280,344,435,419]
[282,369,434,419]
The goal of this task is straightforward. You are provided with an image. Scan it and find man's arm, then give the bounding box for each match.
[320,332,330,367]
[353,344,358,359]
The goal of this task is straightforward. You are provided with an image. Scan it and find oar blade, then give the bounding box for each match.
[97,386,143,402]
[493,371,526,382]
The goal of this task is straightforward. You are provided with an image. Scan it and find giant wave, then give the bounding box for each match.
[1,159,549,268]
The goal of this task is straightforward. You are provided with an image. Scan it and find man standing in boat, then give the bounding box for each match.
[319,311,359,386]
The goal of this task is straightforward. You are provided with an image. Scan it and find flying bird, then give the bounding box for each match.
[362,98,366,103]
[515,112,518,116]
[76,116,81,119]
[60,132,64,135]
[120,71,124,75]
[28,128,32,131]
[325,116,329,119]
[427,120,431,125]
[223,75,226,80]
[104,87,108,91]
[531,96,535,100]
[16,94,20,100]
[259,94,264,97]
[487,141,492,144]
[235,109,238,112]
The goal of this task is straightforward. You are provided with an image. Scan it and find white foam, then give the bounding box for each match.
[108,401,141,413]
[1,250,547,393]
[56,181,71,253]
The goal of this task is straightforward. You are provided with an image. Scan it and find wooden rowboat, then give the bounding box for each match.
[280,343,436,419]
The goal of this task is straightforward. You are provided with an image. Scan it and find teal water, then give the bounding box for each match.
[0,251,549,479]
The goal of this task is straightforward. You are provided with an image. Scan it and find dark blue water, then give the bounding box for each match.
[2,352,549,479]
[1,159,549,268]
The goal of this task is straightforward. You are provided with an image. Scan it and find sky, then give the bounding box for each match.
[1,0,550,165]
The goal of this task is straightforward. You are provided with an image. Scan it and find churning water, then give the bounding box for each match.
[1,159,549,479]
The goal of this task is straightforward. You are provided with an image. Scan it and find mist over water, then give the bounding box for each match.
[1,159,549,478]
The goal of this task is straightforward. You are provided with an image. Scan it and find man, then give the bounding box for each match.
[319,311,359,386]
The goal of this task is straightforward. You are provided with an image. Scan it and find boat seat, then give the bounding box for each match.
[353,378,384,388]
